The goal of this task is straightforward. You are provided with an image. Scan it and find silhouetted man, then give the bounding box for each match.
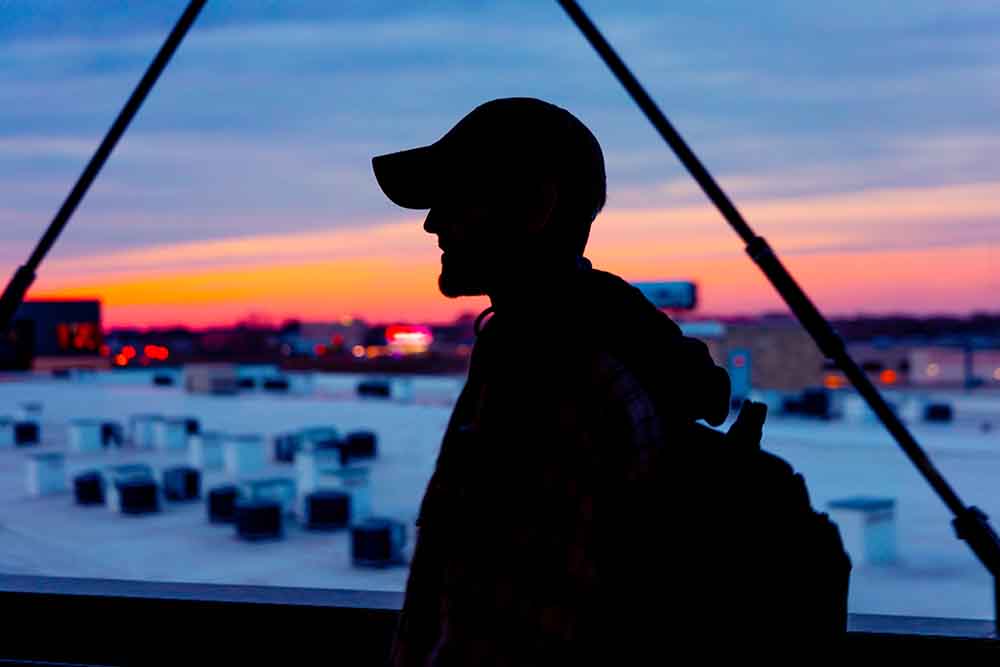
[374,98,763,665]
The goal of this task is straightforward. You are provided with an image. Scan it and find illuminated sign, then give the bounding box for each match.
[632,281,697,310]
[385,325,433,356]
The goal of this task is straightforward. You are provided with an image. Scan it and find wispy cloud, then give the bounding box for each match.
[5,1,1000,322]
[28,178,1000,325]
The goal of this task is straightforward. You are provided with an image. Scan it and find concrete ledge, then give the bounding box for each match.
[0,574,404,610]
[0,575,997,664]
[0,575,401,665]
[849,612,995,639]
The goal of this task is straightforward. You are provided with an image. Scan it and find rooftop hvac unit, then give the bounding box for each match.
[351,518,406,567]
[73,470,104,505]
[924,402,954,423]
[356,378,415,402]
[152,418,190,451]
[828,496,897,566]
[129,414,164,449]
[301,427,341,450]
[295,448,342,495]
[332,466,372,525]
[239,477,296,516]
[102,464,155,513]
[304,490,351,531]
[356,378,392,398]
[103,463,155,483]
[235,499,283,541]
[341,430,378,463]
[223,434,267,477]
[14,421,40,447]
[207,484,240,523]
[117,478,160,515]
[272,425,339,463]
[272,432,298,463]
[162,465,200,501]
[25,452,66,496]
[69,419,103,453]
[102,421,124,448]
[262,376,290,392]
[189,431,226,470]
[782,388,841,420]
[152,374,174,387]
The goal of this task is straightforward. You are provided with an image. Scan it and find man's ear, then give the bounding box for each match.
[523,180,558,235]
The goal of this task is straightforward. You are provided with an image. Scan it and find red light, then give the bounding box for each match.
[114,354,128,366]
[56,324,70,350]
[314,344,327,356]
[880,369,898,385]
[143,344,169,361]
[331,334,344,346]
[386,324,433,343]
[99,344,111,357]
[122,345,137,359]
[732,354,746,369]
[56,322,99,351]
[73,323,97,350]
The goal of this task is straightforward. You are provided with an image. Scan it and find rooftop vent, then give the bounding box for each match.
[351,518,406,567]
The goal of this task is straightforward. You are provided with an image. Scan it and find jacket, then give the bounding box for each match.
[390,263,732,666]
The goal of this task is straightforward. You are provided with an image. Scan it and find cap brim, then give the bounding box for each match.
[372,146,438,209]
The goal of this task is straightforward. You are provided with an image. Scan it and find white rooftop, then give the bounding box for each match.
[0,368,997,620]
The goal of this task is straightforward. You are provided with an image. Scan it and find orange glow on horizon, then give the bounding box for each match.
[22,179,1000,328]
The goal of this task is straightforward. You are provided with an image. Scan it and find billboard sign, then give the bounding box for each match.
[632,281,697,311]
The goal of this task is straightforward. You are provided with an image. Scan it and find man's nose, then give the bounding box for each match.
[423,208,438,235]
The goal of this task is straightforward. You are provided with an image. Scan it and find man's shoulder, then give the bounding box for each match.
[584,351,664,452]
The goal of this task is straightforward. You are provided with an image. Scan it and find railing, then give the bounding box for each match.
[0,575,997,665]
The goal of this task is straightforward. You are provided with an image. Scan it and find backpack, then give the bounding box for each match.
[602,399,852,657]
[691,400,852,644]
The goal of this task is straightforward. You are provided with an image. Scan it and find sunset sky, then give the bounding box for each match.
[2,1,998,328]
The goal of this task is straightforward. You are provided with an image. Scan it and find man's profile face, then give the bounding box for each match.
[422,176,554,298]
[422,197,503,298]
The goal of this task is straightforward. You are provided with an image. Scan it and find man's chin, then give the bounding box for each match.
[438,272,486,298]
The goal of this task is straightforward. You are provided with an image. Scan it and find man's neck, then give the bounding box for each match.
[487,256,588,319]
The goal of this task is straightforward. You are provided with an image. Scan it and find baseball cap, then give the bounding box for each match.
[372,97,605,219]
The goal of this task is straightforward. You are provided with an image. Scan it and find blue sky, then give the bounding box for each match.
[1,1,998,324]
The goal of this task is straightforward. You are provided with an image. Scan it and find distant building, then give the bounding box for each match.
[683,317,826,392]
[909,346,1000,388]
[0,299,106,371]
[820,342,1000,390]
[973,350,1000,387]
[279,319,368,357]
[430,313,477,359]
[832,342,912,389]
